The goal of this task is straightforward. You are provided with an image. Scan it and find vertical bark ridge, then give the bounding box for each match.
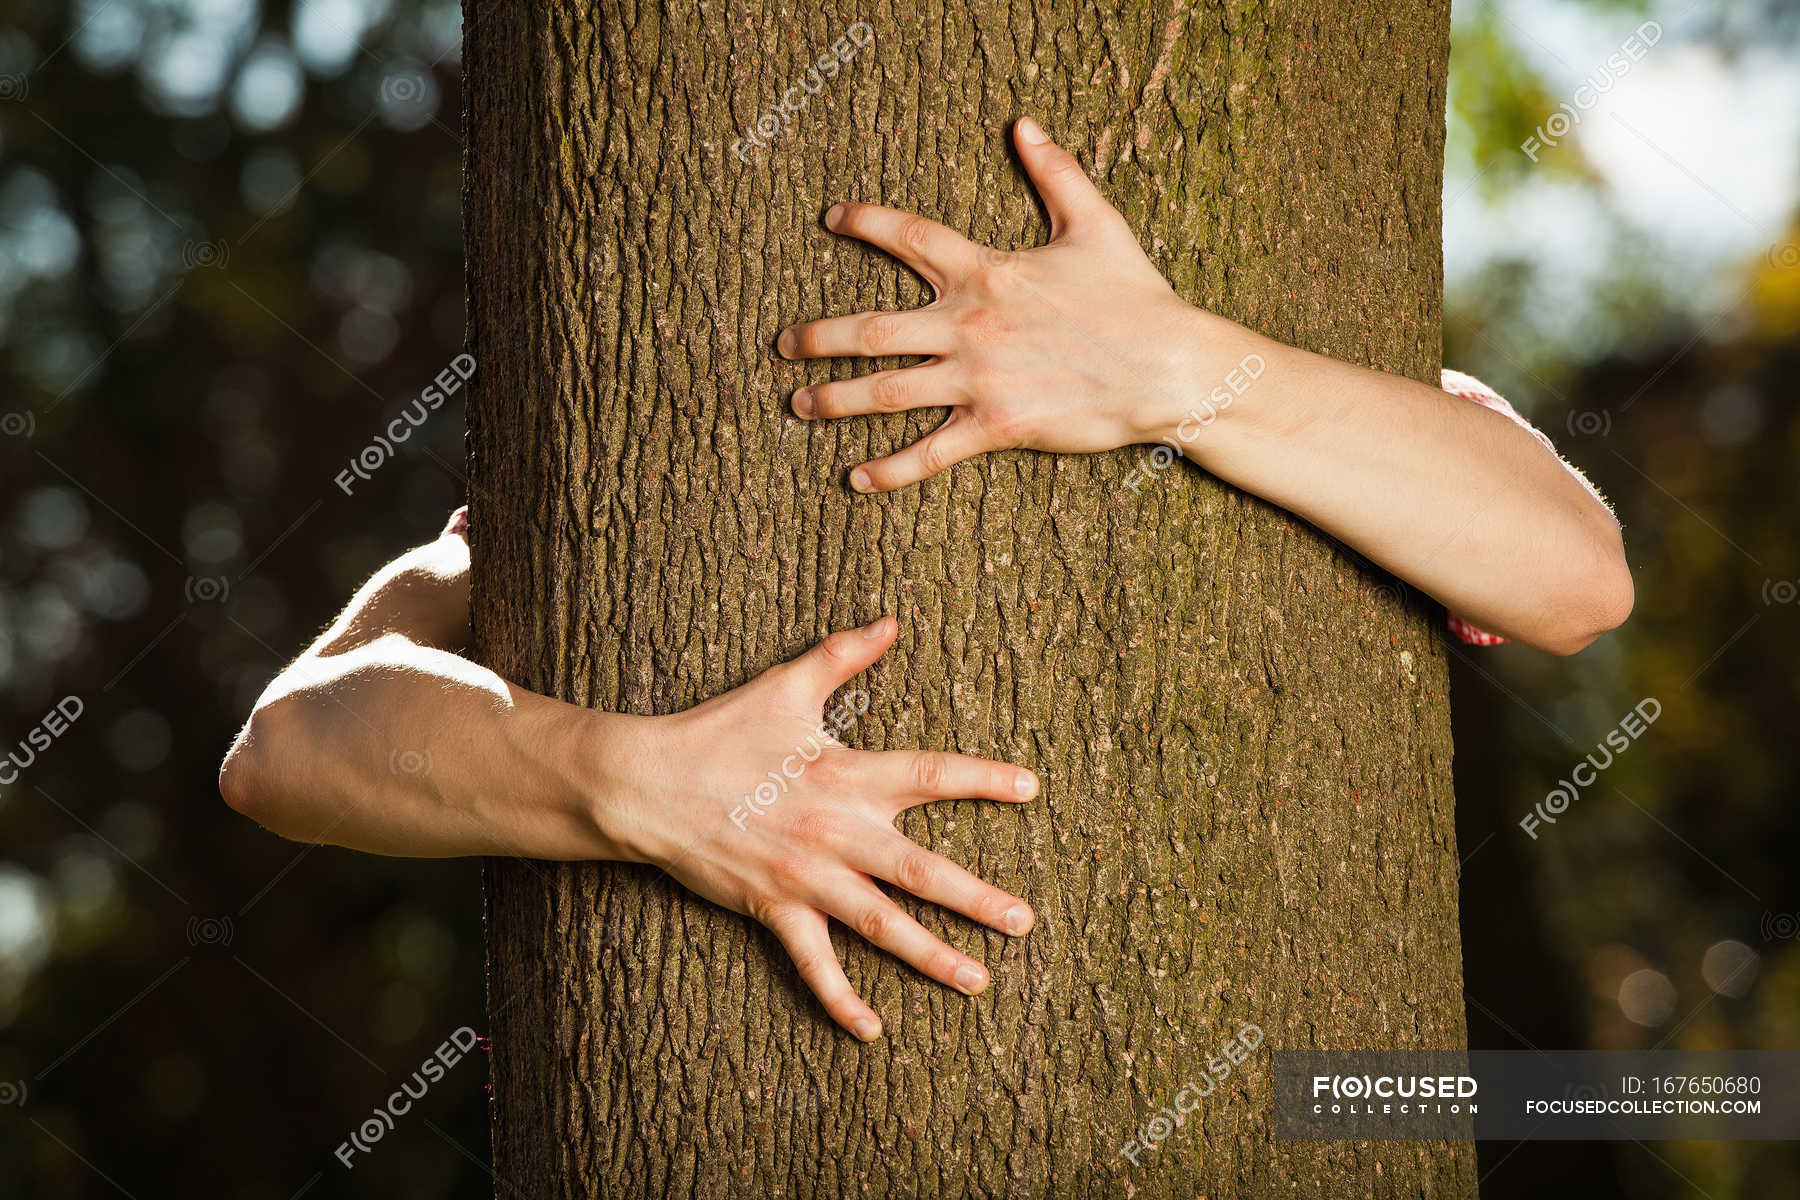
[466,0,1469,1195]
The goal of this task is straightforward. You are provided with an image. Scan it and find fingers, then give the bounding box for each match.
[762,905,883,1041]
[825,882,994,998]
[859,748,1039,809]
[849,412,990,493]
[857,831,1036,938]
[1013,116,1112,241]
[822,201,984,289]
[779,309,953,361]
[794,363,959,422]
[777,617,897,703]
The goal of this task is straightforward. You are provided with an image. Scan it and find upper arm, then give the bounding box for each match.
[1440,368,1616,518]
[309,532,472,659]
[1437,370,1626,648]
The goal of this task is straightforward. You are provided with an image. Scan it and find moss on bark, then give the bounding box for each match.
[465,1,1470,1194]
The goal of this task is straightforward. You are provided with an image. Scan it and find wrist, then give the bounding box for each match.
[1142,313,1288,465]
[566,707,682,867]
[506,695,658,864]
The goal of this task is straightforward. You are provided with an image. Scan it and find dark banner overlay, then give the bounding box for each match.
[1273,1051,1800,1140]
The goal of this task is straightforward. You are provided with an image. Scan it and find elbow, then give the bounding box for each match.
[218,725,265,821]
[1539,527,1634,656]
[219,700,296,828]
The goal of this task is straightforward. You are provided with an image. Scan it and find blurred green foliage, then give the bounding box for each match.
[0,0,1794,1195]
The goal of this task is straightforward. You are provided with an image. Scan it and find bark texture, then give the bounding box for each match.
[464,1,1469,1195]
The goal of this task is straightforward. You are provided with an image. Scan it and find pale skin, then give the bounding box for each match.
[779,116,1632,655]
[220,521,1038,1043]
[223,115,1632,1045]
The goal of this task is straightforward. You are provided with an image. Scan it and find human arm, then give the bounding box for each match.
[777,117,1633,655]
[218,519,1038,1040]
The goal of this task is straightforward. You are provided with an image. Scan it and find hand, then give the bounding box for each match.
[621,616,1038,1041]
[778,115,1253,492]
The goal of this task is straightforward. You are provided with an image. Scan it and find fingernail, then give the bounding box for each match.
[853,1016,881,1041]
[793,387,814,418]
[850,467,872,492]
[861,616,890,639]
[778,329,797,358]
[1017,117,1049,145]
[1002,905,1035,937]
[1015,771,1038,799]
[953,964,988,995]
[825,203,846,229]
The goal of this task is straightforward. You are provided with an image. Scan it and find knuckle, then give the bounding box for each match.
[991,410,1027,444]
[859,315,898,354]
[871,372,910,412]
[957,307,1011,347]
[768,854,814,892]
[788,947,828,981]
[898,215,934,255]
[804,753,845,789]
[917,437,949,477]
[894,849,937,894]
[911,751,947,792]
[787,807,841,847]
[746,893,784,928]
[854,905,893,944]
[818,630,852,664]
[974,403,1028,447]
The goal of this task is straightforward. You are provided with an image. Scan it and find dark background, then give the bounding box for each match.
[0,0,1794,1195]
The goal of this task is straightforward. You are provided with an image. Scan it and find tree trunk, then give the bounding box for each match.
[464,1,1470,1196]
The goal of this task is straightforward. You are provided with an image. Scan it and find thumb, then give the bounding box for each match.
[782,616,896,704]
[1014,116,1110,240]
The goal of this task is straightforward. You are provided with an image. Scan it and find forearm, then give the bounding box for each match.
[220,531,652,860]
[775,119,1630,654]
[222,557,1041,1037]
[222,640,650,860]
[1165,321,1631,653]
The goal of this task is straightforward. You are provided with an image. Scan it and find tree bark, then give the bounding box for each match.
[464,1,1470,1196]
